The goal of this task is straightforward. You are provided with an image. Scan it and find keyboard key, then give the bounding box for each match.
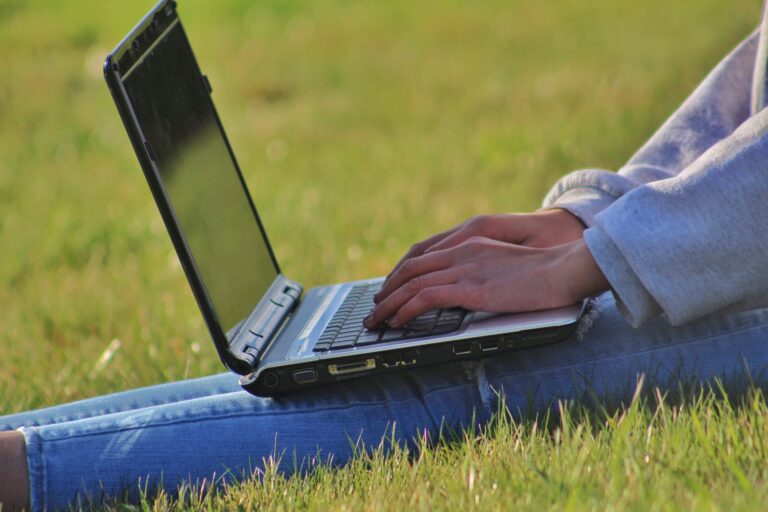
[408,319,436,335]
[409,318,436,330]
[356,330,381,346]
[381,328,407,342]
[313,342,330,352]
[431,323,455,335]
[442,308,464,318]
[435,318,461,327]
[330,339,354,350]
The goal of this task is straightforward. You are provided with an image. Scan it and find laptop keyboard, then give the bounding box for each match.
[312,283,466,352]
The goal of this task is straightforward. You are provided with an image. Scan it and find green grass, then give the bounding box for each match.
[119,383,768,511]
[0,0,765,509]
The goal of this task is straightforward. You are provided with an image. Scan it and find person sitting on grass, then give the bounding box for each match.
[2,7,768,512]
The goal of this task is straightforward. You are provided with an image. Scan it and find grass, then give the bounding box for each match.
[0,0,764,509]
[121,382,768,511]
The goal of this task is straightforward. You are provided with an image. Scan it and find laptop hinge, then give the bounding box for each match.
[230,275,302,370]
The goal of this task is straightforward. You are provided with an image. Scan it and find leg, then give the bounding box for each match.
[15,361,497,510]
[0,372,240,430]
[12,293,768,511]
[0,372,238,511]
[481,293,768,415]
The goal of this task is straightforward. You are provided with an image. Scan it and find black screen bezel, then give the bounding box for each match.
[103,0,282,374]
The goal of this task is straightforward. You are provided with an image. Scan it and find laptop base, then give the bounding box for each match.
[240,321,577,396]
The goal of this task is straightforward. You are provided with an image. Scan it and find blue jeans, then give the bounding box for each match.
[3,293,768,511]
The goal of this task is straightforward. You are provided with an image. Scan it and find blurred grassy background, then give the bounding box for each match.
[0,0,759,411]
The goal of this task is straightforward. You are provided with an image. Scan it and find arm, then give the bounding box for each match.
[543,29,760,227]
[368,27,765,328]
[586,104,768,327]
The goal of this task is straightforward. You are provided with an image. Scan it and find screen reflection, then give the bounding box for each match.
[123,22,277,332]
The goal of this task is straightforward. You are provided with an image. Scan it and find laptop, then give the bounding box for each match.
[103,0,587,396]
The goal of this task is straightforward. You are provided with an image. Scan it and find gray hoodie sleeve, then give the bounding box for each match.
[542,30,759,227]
[585,105,768,327]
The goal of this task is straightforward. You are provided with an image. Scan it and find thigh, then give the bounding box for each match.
[482,292,768,416]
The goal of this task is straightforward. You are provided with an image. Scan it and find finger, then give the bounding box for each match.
[364,268,461,328]
[390,285,465,327]
[424,215,503,254]
[375,250,453,306]
[384,226,460,282]
[422,227,476,254]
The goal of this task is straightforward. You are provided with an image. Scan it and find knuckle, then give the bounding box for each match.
[410,241,426,254]
[418,287,438,303]
[405,276,423,293]
[469,215,489,229]
[463,235,486,248]
[471,215,493,233]
[401,259,416,274]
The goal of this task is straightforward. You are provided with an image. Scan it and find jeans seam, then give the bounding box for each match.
[20,427,46,512]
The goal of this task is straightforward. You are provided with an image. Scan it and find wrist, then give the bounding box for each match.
[554,239,609,303]
[523,208,586,248]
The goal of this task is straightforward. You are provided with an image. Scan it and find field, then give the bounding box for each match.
[0,0,765,509]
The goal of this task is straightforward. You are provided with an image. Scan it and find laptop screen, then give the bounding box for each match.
[120,19,278,333]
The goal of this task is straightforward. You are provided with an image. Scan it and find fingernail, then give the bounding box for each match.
[389,318,401,328]
[363,315,373,327]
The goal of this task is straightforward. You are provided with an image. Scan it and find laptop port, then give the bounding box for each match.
[262,372,279,388]
[501,335,517,349]
[292,368,318,384]
[382,350,417,368]
[452,342,472,356]
[328,358,376,376]
[479,340,499,352]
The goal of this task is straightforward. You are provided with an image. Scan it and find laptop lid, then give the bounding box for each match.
[104,0,298,374]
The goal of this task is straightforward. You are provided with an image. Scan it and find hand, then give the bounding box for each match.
[379,209,585,298]
[364,237,608,329]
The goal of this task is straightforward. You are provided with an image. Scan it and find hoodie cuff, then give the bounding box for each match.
[583,225,663,327]
[541,187,618,228]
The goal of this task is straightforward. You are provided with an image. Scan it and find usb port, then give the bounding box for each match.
[452,342,472,356]
[479,340,499,352]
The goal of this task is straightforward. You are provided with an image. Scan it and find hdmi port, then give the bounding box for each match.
[452,342,472,356]
[328,358,376,375]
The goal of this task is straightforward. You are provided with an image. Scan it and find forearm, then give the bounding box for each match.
[586,105,768,327]
[543,28,760,227]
